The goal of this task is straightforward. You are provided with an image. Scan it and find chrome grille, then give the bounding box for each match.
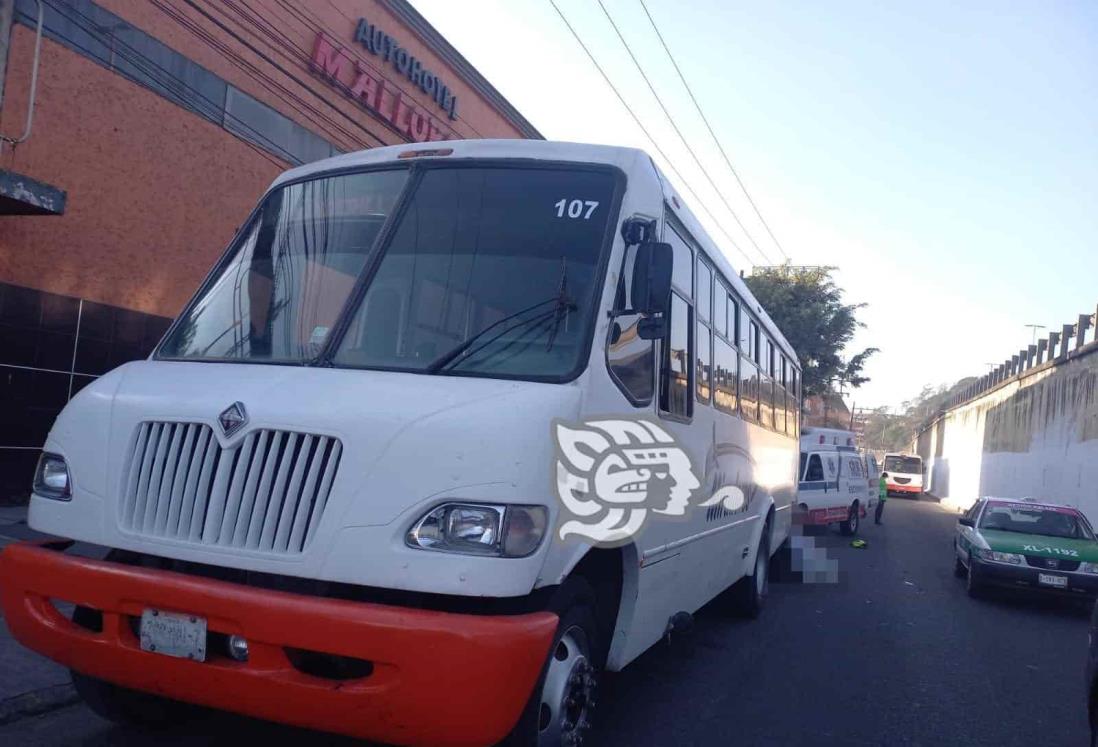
[121,422,342,554]
[1024,555,1079,572]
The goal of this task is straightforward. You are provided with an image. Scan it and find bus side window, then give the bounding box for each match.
[607,245,654,404]
[789,368,800,435]
[662,292,693,417]
[804,454,824,481]
[696,319,711,404]
[695,255,713,405]
[696,259,711,322]
[660,220,694,418]
[713,281,727,338]
[729,294,739,345]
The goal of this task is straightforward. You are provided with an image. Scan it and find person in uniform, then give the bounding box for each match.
[875,472,888,524]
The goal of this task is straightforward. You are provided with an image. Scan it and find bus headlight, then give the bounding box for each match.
[406,503,547,558]
[33,453,71,501]
[1080,563,1098,575]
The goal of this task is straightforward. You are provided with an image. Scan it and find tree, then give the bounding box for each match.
[744,265,877,398]
[859,377,978,453]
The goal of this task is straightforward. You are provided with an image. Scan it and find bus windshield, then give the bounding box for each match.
[883,455,922,474]
[158,164,617,381]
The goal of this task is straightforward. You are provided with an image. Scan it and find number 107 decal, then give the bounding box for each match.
[554,198,600,219]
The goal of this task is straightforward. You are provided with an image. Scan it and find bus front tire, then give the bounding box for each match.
[71,670,195,729]
[840,502,860,536]
[505,579,600,747]
[731,521,771,619]
[69,605,196,729]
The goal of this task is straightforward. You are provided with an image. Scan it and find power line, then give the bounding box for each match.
[151,0,379,152]
[595,0,773,265]
[547,0,756,267]
[220,0,375,148]
[42,0,289,170]
[169,0,392,149]
[213,0,385,149]
[638,0,790,262]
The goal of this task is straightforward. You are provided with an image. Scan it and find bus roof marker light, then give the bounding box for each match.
[397,148,453,159]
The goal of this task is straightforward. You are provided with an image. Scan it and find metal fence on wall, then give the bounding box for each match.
[918,302,1098,432]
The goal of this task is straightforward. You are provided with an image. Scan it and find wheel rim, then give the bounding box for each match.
[850,508,858,532]
[537,626,596,747]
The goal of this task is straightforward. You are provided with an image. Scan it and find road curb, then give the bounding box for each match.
[0,682,79,725]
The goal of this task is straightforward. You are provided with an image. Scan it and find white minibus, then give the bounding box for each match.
[1,140,801,747]
[798,427,874,535]
[883,452,924,497]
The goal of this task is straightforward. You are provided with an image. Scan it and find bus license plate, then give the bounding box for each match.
[1037,573,1068,589]
[139,609,207,662]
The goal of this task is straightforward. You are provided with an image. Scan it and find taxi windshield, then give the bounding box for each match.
[979,504,1093,540]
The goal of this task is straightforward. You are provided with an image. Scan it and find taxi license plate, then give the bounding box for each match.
[139,609,207,662]
[1037,573,1068,589]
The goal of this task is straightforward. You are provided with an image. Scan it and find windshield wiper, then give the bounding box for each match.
[425,294,575,374]
[425,261,577,374]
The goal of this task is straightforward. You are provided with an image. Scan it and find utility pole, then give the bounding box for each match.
[1025,324,1045,346]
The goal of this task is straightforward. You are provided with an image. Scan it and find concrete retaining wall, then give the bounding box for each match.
[915,341,1098,519]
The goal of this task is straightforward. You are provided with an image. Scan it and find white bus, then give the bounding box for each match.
[883,452,924,497]
[1,140,801,747]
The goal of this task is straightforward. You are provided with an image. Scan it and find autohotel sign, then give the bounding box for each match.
[310,18,459,143]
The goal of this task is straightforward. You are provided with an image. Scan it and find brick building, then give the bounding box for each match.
[0,0,538,494]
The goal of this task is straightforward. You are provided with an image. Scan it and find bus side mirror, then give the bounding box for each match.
[632,241,672,340]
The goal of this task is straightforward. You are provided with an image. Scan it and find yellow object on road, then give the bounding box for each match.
[851,539,867,549]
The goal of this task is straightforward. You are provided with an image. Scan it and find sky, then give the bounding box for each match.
[409,0,1098,410]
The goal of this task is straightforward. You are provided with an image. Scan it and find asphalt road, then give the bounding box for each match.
[1,497,1091,746]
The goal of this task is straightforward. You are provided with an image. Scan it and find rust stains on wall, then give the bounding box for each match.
[982,349,1098,454]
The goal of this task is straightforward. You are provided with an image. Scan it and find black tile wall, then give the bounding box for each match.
[0,282,173,498]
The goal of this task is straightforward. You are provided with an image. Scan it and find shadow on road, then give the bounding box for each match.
[62,711,368,746]
[968,585,1092,620]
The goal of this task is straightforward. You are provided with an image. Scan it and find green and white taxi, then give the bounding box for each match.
[954,498,1098,598]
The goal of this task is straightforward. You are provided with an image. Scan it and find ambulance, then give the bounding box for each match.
[797,427,874,535]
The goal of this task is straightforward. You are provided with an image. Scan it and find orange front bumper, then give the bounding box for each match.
[887,484,922,494]
[0,543,557,747]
